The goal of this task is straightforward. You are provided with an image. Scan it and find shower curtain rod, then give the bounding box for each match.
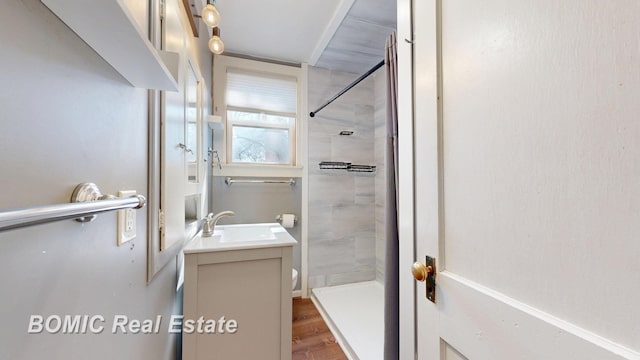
[309,59,385,118]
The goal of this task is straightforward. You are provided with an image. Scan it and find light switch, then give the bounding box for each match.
[117,190,137,246]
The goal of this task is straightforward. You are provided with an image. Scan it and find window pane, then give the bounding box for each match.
[232,126,290,164]
[226,69,297,114]
[227,109,294,126]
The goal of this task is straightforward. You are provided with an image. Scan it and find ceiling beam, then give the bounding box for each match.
[307,0,356,66]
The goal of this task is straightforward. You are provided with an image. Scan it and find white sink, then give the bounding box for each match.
[221,224,278,242]
[184,223,296,254]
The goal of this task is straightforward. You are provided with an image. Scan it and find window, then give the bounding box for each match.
[224,67,298,166]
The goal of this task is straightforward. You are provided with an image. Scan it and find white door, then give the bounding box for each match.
[407,0,640,359]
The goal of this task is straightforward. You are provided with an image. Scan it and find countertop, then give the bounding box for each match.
[183,223,297,254]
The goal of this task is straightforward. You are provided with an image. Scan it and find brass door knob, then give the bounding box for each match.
[412,262,433,282]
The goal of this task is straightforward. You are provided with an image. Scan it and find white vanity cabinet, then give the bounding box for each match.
[182,224,296,360]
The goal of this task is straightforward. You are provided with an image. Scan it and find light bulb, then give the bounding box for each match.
[201,4,220,27]
[208,35,224,54]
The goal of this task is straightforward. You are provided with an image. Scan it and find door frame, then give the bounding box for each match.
[397,0,417,358]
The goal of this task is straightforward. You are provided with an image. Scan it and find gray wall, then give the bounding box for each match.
[0,1,209,358]
[208,177,302,290]
[307,66,378,288]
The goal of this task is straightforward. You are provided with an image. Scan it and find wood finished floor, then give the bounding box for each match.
[292,297,347,360]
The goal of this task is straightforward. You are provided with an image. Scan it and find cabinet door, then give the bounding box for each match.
[184,248,292,360]
[196,259,281,358]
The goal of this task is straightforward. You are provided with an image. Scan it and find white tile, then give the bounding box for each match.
[354,176,375,205]
[331,135,374,165]
[309,174,355,206]
[308,275,326,289]
[326,269,375,286]
[355,234,376,262]
[331,204,374,234]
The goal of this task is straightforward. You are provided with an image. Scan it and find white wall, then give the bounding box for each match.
[0,0,209,358]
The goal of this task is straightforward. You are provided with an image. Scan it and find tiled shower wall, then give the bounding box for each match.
[308,66,384,288]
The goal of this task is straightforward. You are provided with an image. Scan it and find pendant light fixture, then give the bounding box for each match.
[199,0,224,55]
[208,27,224,55]
[200,3,220,28]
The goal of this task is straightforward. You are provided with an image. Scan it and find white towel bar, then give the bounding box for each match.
[224,177,296,186]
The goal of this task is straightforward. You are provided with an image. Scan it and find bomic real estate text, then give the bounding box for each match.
[27,315,238,335]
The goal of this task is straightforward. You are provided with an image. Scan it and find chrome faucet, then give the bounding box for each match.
[202,210,235,237]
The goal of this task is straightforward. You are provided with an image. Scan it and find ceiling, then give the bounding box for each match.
[212,0,396,74]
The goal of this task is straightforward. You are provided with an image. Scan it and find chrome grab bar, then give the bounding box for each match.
[224,177,296,186]
[0,183,146,232]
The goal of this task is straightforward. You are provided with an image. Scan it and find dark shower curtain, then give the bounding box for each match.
[384,31,399,360]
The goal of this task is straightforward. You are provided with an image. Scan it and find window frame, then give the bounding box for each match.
[213,55,304,176]
[226,106,297,166]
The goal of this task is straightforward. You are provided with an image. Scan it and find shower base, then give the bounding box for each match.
[310,281,384,360]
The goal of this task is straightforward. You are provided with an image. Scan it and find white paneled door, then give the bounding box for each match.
[407,0,640,359]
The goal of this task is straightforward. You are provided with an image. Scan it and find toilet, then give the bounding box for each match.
[291,268,298,290]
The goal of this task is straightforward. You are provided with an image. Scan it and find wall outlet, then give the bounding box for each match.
[117,190,137,246]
